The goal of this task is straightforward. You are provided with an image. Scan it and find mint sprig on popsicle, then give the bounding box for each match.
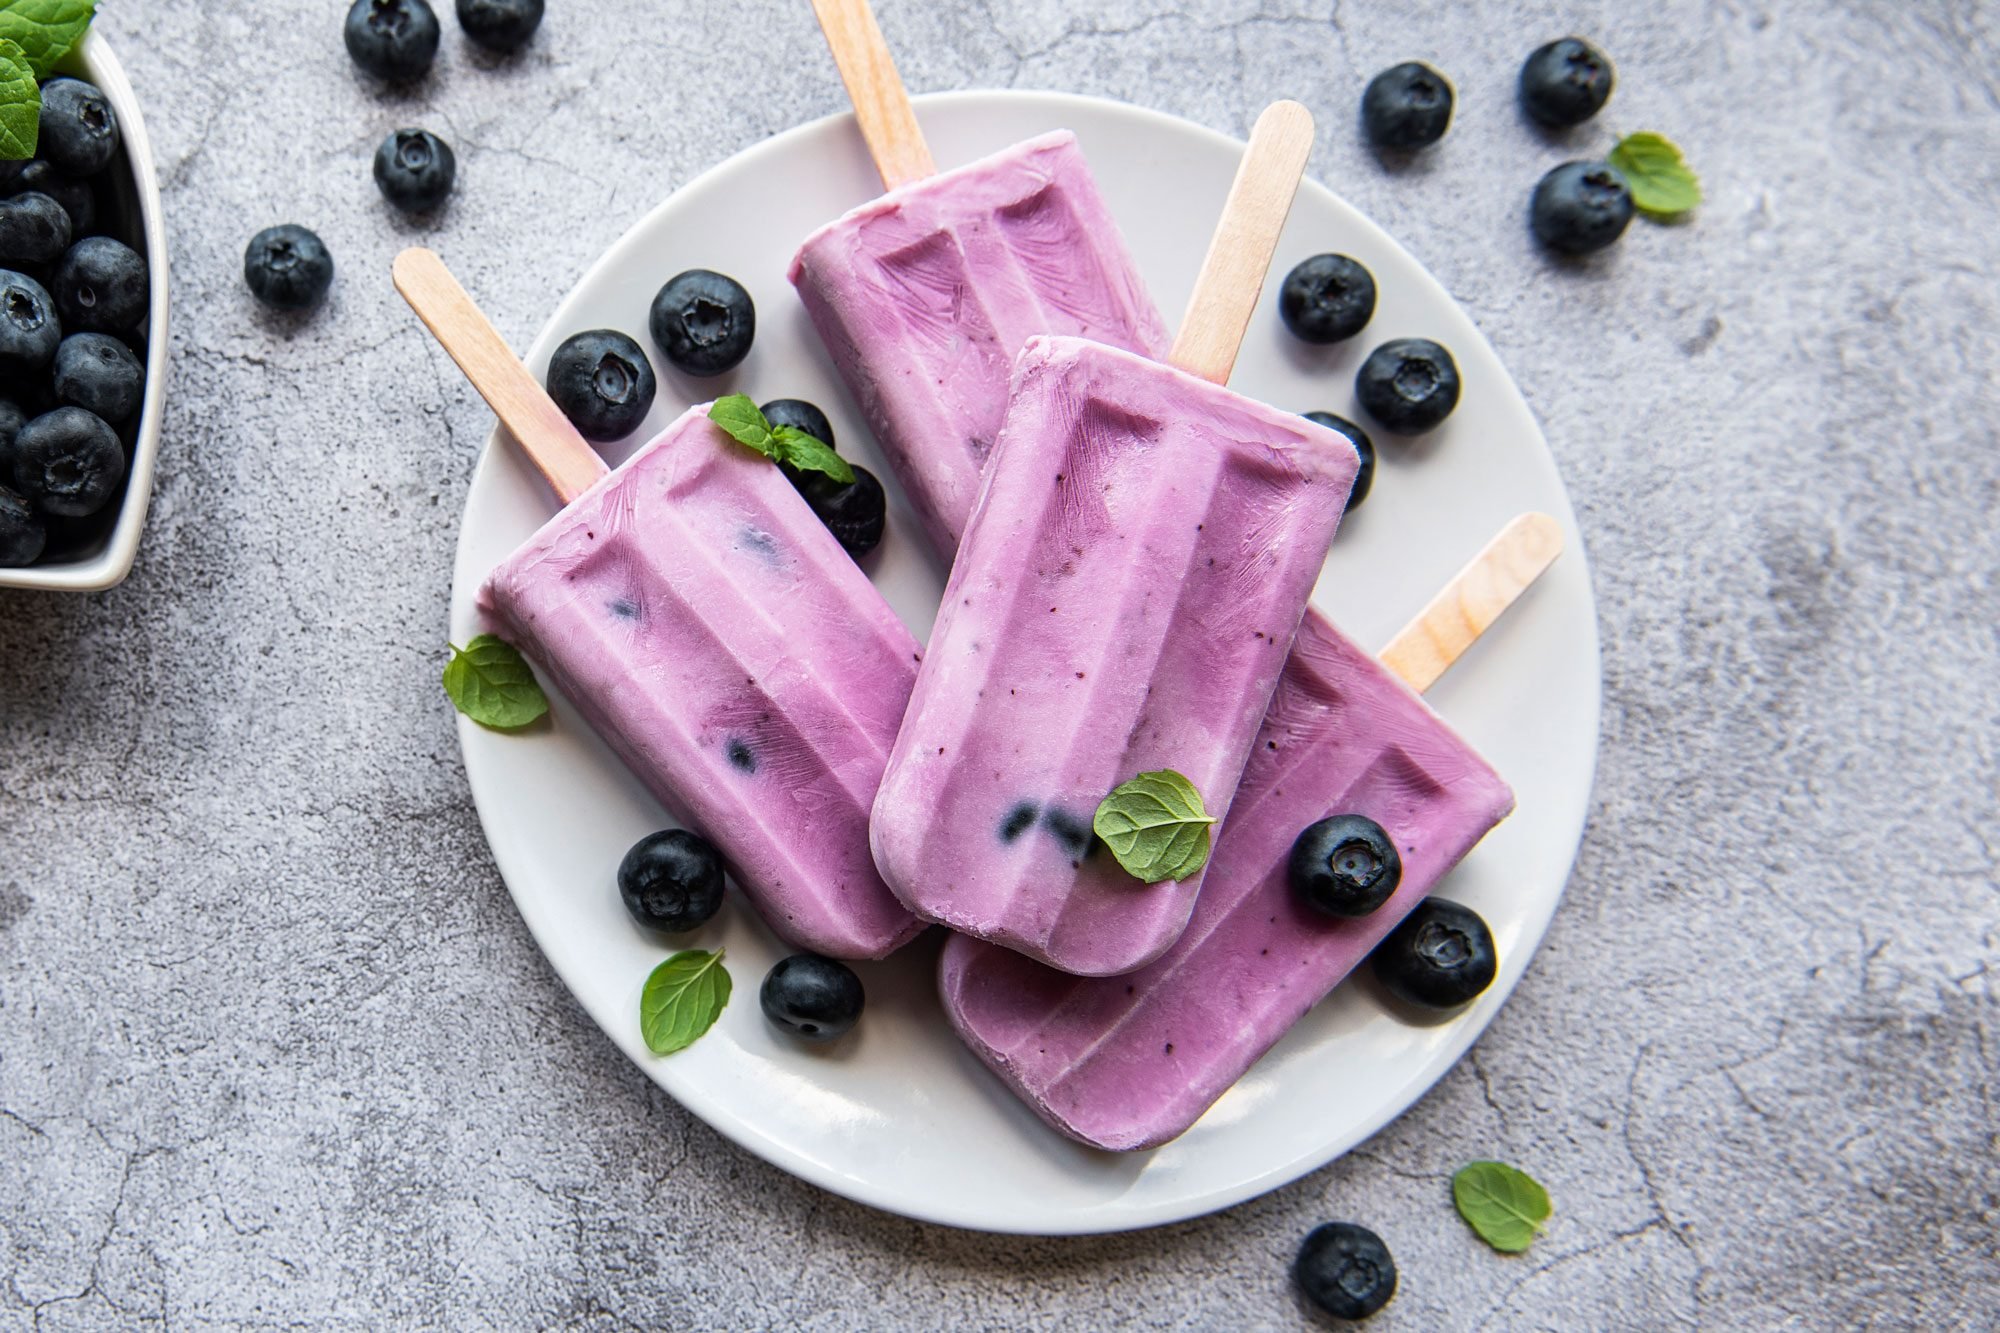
[709,394,854,485]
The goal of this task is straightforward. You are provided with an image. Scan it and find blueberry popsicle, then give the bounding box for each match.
[939,515,1562,1150]
[790,0,1168,555]
[872,102,1360,976]
[395,248,924,960]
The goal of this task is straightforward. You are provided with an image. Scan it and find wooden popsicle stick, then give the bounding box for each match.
[1168,100,1316,385]
[393,247,609,507]
[1380,513,1565,695]
[809,0,936,190]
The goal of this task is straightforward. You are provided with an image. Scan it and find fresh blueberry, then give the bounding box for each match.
[35,80,117,177]
[243,225,332,312]
[546,328,656,441]
[1531,161,1634,256]
[791,464,886,560]
[52,333,144,424]
[1295,1222,1398,1320]
[1302,411,1374,511]
[0,397,23,457]
[1362,62,1453,151]
[0,193,72,267]
[11,406,123,518]
[617,829,726,933]
[1290,814,1401,918]
[1370,898,1498,1008]
[1519,37,1615,128]
[57,236,148,330]
[1278,254,1376,345]
[649,269,755,377]
[373,129,457,213]
[344,0,441,80]
[1355,338,1460,435]
[5,161,95,236]
[0,270,60,370]
[760,954,865,1043]
[0,485,44,565]
[759,398,836,451]
[457,0,543,52]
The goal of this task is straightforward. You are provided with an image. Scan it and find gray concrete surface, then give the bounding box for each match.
[3,0,1996,1327]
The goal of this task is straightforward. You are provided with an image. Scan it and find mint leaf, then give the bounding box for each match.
[1452,1161,1552,1253]
[771,425,854,485]
[1093,769,1216,883]
[1607,132,1701,220]
[0,0,96,80]
[639,949,731,1054]
[0,40,38,161]
[442,634,549,730]
[708,396,855,484]
[707,394,779,460]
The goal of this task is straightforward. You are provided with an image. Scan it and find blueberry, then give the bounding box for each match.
[1530,161,1634,256]
[457,0,543,52]
[649,270,755,377]
[1302,411,1374,511]
[344,0,441,80]
[0,397,23,457]
[1355,338,1460,435]
[35,80,117,177]
[1295,1222,1397,1320]
[546,329,656,441]
[1362,62,1453,151]
[243,225,332,312]
[52,333,144,424]
[1370,898,1498,1008]
[11,406,122,518]
[0,270,60,370]
[5,161,95,236]
[0,485,44,565]
[617,829,726,933]
[790,464,886,560]
[1519,37,1614,128]
[373,129,457,213]
[1289,814,1401,918]
[0,193,72,267]
[759,398,836,451]
[57,236,148,330]
[1278,254,1376,345]
[760,954,865,1043]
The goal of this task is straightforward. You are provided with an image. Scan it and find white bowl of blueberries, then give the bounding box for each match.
[0,30,167,591]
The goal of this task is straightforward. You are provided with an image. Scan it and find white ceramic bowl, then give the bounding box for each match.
[0,31,169,593]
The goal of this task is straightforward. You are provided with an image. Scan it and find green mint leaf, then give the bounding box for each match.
[1093,769,1216,883]
[708,394,779,462]
[0,40,39,160]
[639,948,731,1055]
[1607,132,1701,220]
[1453,1161,1553,1253]
[771,425,855,485]
[0,0,96,80]
[442,634,549,731]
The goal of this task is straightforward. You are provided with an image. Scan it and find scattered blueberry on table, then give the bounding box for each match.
[1362,61,1454,151]
[1295,1221,1398,1320]
[546,328,656,441]
[457,0,544,52]
[760,954,865,1042]
[1531,161,1635,255]
[1289,814,1401,918]
[1370,898,1499,1008]
[344,0,442,81]
[1278,253,1376,345]
[618,829,727,934]
[1355,337,1461,435]
[244,225,335,311]
[373,129,457,213]
[1519,37,1615,128]
[1302,411,1374,511]
[650,269,755,377]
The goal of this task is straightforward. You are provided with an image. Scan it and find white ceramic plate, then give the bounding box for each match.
[449,91,1600,1235]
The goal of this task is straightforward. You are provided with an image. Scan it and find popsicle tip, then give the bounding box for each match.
[392,246,444,294]
[1256,99,1315,136]
[1506,511,1565,570]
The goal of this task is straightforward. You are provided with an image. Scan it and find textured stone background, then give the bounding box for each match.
[3,0,1996,1327]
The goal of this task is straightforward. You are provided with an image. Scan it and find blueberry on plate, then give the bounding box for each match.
[36,80,118,177]
[457,0,544,52]
[1355,337,1460,435]
[0,271,60,370]
[761,954,865,1042]
[1531,161,1634,256]
[1362,62,1453,151]
[759,398,836,451]
[1370,898,1498,1008]
[1278,253,1376,345]
[373,129,457,213]
[545,328,656,441]
[1519,37,1614,128]
[1290,814,1401,918]
[1302,411,1374,511]
[618,829,726,933]
[0,193,72,268]
[52,333,144,424]
[243,225,332,312]
[649,269,755,377]
[791,464,886,560]
[7,161,95,236]
[344,0,441,81]
[55,236,148,331]
[0,484,44,565]
[12,406,123,518]
[1296,1222,1397,1320]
